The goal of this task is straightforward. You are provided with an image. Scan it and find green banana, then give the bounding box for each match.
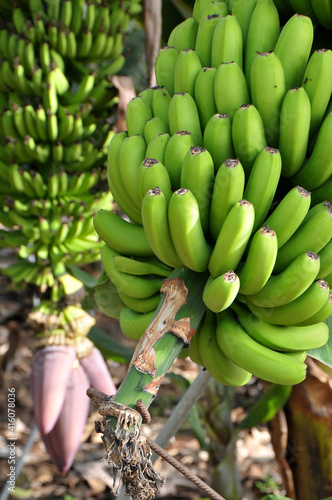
[232,301,329,352]
[279,87,311,178]
[168,16,199,52]
[101,244,163,299]
[250,51,286,147]
[317,240,332,279]
[246,279,330,325]
[231,103,266,177]
[302,49,332,137]
[174,48,202,97]
[168,92,203,146]
[119,307,156,341]
[145,132,170,164]
[214,61,250,120]
[151,86,171,126]
[203,270,240,312]
[237,225,278,295]
[139,158,172,202]
[180,146,215,233]
[296,291,332,326]
[243,146,282,232]
[244,0,280,82]
[143,117,169,144]
[208,199,255,278]
[168,188,212,272]
[311,177,332,206]
[231,0,258,44]
[199,1,229,19]
[118,133,147,208]
[141,187,183,268]
[209,158,245,240]
[263,186,311,248]
[274,13,313,91]
[199,309,252,386]
[186,318,204,366]
[211,15,243,69]
[114,255,171,278]
[195,14,221,67]
[155,46,178,96]
[117,290,161,314]
[216,308,306,385]
[125,96,152,137]
[291,111,332,190]
[94,210,154,257]
[247,250,320,306]
[194,66,217,130]
[273,201,332,273]
[310,0,332,30]
[203,113,235,171]
[164,131,196,189]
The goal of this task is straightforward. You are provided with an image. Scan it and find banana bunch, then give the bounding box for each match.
[0,0,142,299]
[95,0,332,387]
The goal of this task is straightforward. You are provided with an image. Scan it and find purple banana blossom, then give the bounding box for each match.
[41,363,90,475]
[31,344,117,473]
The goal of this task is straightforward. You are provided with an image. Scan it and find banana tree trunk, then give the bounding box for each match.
[269,358,332,500]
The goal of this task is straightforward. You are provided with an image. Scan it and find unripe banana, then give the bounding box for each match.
[101,245,163,299]
[203,270,240,312]
[250,51,286,147]
[214,61,250,120]
[119,134,147,208]
[139,158,172,202]
[194,66,217,129]
[317,240,332,279]
[209,158,245,240]
[107,131,142,224]
[231,105,265,177]
[211,15,243,69]
[310,0,332,30]
[302,49,332,137]
[263,186,311,248]
[311,177,332,206]
[203,113,235,171]
[232,301,329,352]
[168,92,203,146]
[208,199,255,278]
[237,225,278,295]
[119,307,156,341]
[243,146,282,232]
[246,279,330,326]
[200,1,229,19]
[143,117,169,144]
[244,0,280,82]
[126,96,152,137]
[231,0,258,44]
[273,201,332,273]
[193,0,217,20]
[168,188,212,272]
[164,130,196,189]
[114,255,171,278]
[151,86,171,126]
[274,14,313,92]
[247,250,321,307]
[94,210,154,257]
[195,14,220,67]
[145,132,170,164]
[186,319,204,366]
[141,187,183,268]
[199,309,252,386]
[155,46,178,96]
[118,291,161,314]
[216,309,306,385]
[180,146,215,233]
[291,112,332,190]
[296,291,332,326]
[279,87,311,178]
[174,48,202,97]
[168,16,199,52]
